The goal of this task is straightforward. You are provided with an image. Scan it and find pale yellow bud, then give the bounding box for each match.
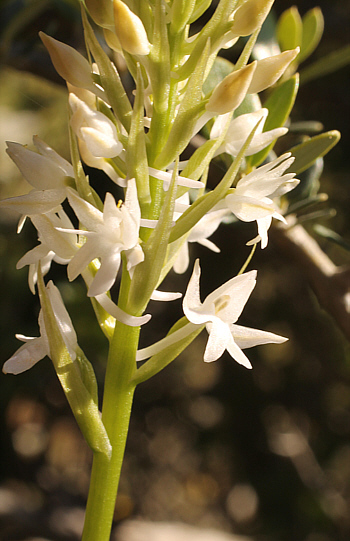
[230,0,275,37]
[113,0,150,55]
[39,32,93,89]
[103,28,123,54]
[206,62,257,115]
[85,0,114,28]
[247,48,300,94]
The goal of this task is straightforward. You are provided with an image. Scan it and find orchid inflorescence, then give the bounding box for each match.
[1,1,336,539]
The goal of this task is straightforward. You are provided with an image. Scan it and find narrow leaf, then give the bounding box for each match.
[286,130,340,175]
[299,7,324,63]
[277,6,302,51]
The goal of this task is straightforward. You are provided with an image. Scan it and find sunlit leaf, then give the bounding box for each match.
[286,130,340,174]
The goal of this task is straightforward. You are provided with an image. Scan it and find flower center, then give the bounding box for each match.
[214,294,230,315]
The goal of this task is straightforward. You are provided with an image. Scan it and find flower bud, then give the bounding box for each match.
[230,0,275,37]
[113,0,150,55]
[85,0,114,28]
[69,93,122,159]
[206,62,257,115]
[39,32,94,89]
[247,48,299,94]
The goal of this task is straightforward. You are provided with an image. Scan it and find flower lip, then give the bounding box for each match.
[183,259,287,365]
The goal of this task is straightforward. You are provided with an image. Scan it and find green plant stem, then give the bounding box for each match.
[81,320,139,541]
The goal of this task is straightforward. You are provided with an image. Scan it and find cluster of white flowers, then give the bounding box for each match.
[2,0,300,378]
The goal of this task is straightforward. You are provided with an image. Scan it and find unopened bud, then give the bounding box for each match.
[85,0,114,28]
[206,62,257,115]
[39,32,94,89]
[248,48,299,94]
[113,0,150,55]
[103,28,123,54]
[230,0,275,37]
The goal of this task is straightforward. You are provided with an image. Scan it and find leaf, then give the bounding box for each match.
[248,74,299,168]
[300,44,350,85]
[286,130,340,175]
[37,270,111,458]
[298,7,324,63]
[277,6,302,51]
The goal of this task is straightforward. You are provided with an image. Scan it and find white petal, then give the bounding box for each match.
[80,126,122,158]
[125,245,144,275]
[46,281,78,360]
[88,251,121,296]
[231,324,288,349]
[226,338,253,369]
[183,260,211,324]
[67,237,100,281]
[150,290,182,301]
[0,189,66,215]
[148,167,204,190]
[3,337,48,374]
[204,270,257,324]
[226,194,278,222]
[6,142,69,190]
[33,136,74,176]
[136,322,197,361]
[204,318,232,362]
[95,292,151,327]
[67,188,103,231]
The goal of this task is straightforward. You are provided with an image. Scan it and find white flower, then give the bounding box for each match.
[69,93,124,186]
[0,137,74,215]
[183,260,287,366]
[69,93,122,159]
[3,281,78,375]
[65,179,143,296]
[16,208,78,293]
[173,194,230,274]
[225,153,299,248]
[210,109,288,158]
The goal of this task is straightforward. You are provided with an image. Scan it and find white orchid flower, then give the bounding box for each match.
[210,108,288,158]
[69,93,125,186]
[3,281,78,375]
[17,208,78,293]
[183,260,287,366]
[64,179,143,297]
[173,194,230,274]
[225,153,299,248]
[0,137,74,216]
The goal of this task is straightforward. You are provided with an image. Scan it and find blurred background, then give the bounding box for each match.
[0,1,349,540]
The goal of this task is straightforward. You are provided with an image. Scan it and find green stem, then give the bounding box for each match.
[81,320,140,541]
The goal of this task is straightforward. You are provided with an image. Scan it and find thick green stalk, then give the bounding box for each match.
[81,319,139,541]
